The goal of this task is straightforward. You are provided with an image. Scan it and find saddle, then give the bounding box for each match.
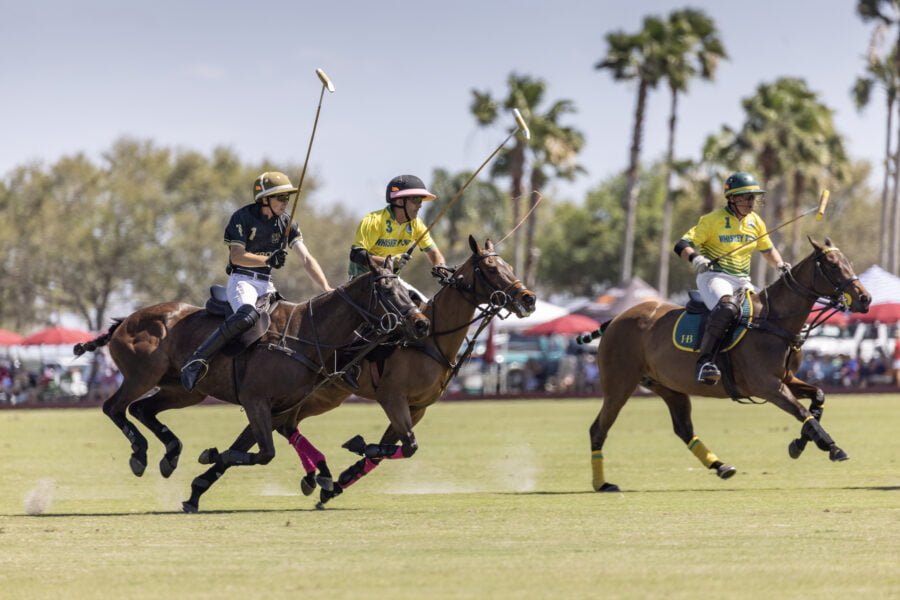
[672,289,754,353]
[205,285,279,354]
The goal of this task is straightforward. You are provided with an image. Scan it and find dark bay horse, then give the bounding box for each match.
[76,258,430,503]
[588,237,871,492]
[180,236,536,510]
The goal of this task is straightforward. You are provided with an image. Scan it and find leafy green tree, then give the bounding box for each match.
[425,168,507,259]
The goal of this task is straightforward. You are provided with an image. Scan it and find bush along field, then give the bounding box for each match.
[0,394,898,599]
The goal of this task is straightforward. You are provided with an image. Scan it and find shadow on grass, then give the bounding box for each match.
[500,484,900,495]
[2,506,360,518]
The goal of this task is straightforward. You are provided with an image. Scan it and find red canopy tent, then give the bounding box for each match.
[849,303,900,324]
[805,310,850,327]
[0,328,24,346]
[523,313,600,336]
[21,326,94,346]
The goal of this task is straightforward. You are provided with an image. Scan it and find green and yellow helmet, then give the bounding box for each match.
[253,171,298,202]
[723,172,765,198]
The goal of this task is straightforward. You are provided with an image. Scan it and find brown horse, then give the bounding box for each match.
[588,237,871,492]
[177,236,536,510]
[75,257,430,504]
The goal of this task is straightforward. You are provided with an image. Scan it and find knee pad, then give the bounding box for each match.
[223,305,260,337]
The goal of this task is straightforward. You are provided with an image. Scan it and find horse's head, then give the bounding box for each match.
[367,256,431,340]
[439,235,537,318]
[791,237,871,313]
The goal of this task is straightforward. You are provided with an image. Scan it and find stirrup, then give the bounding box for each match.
[181,358,210,391]
[696,361,721,385]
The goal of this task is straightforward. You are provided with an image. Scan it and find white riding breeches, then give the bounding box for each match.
[226,273,276,312]
[399,277,428,305]
[696,271,755,310]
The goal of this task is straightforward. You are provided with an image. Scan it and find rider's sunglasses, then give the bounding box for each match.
[269,194,291,203]
[405,196,425,206]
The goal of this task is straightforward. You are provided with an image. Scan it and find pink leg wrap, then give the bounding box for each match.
[288,430,324,473]
[388,446,405,460]
[362,458,380,474]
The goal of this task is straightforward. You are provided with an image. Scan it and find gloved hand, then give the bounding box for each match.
[393,253,410,273]
[691,255,712,274]
[266,248,288,269]
[431,264,453,281]
[777,261,792,274]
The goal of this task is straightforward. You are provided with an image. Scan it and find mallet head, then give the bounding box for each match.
[816,190,830,221]
[513,108,531,140]
[316,68,335,93]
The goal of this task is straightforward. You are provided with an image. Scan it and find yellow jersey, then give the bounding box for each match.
[680,206,773,277]
[349,207,436,277]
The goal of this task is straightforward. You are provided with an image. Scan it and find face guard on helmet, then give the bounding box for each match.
[254,171,298,204]
[724,171,765,216]
[385,174,436,221]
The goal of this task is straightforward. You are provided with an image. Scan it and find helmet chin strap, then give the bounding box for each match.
[389,201,413,223]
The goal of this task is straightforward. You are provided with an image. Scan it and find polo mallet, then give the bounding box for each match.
[710,190,830,267]
[396,109,531,267]
[282,68,335,249]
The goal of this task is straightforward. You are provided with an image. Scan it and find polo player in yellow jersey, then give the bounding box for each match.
[348,174,449,303]
[674,171,790,385]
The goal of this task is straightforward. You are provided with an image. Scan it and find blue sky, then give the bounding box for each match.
[1,1,883,217]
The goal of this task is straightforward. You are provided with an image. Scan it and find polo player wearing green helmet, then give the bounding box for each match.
[674,171,790,385]
[180,171,332,391]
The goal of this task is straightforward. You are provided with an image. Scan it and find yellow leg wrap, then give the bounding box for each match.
[591,451,605,490]
[687,436,719,468]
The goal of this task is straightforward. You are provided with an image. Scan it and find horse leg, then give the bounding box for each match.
[281,426,334,496]
[757,384,848,462]
[646,382,736,480]
[589,362,642,492]
[101,381,155,477]
[128,388,203,478]
[319,406,427,508]
[182,425,256,513]
[784,376,826,459]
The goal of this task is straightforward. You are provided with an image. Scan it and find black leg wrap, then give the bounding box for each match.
[337,457,378,487]
[342,435,367,456]
[220,449,255,465]
[364,443,401,459]
[801,419,835,452]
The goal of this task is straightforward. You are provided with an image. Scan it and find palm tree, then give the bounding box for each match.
[426,168,507,259]
[853,45,898,267]
[655,8,727,297]
[858,0,900,271]
[521,101,585,287]
[471,74,584,286]
[710,79,848,283]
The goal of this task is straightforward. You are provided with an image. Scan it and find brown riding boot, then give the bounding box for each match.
[696,296,740,385]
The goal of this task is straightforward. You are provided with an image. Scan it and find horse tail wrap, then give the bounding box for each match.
[73,319,123,356]
[575,320,612,345]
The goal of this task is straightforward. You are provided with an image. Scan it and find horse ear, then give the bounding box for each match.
[469,234,480,254]
[824,236,833,246]
[807,235,824,252]
[485,238,494,252]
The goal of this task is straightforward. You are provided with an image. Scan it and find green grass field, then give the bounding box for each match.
[1,394,898,599]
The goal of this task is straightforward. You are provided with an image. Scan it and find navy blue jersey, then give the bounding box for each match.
[224,204,301,275]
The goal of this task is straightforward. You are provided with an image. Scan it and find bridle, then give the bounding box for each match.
[438,251,531,320]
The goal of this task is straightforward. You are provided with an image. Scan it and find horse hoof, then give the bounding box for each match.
[315,501,326,510]
[300,473,316,496]
[316,475,334,492]
[716,464,737,479]
[181,501,198,514]
[594,482,620,492]
[159,455,179,478]
[129,455,146,477]
[788,439,804,459]
[829,447,849,462]
[198,448,218,465]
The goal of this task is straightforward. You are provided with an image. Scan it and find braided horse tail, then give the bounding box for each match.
[575,320,612,345]
[73,319,123,357]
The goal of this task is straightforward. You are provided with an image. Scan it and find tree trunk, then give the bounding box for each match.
[621,79,648,283]
[880,93,895,267]
[657,88,679,298]
[891,101,900,273]
[508,143,526,274]
[790,171,806,263]
[524,168,545,289]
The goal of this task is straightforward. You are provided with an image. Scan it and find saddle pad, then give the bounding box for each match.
[672,292,754,353]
